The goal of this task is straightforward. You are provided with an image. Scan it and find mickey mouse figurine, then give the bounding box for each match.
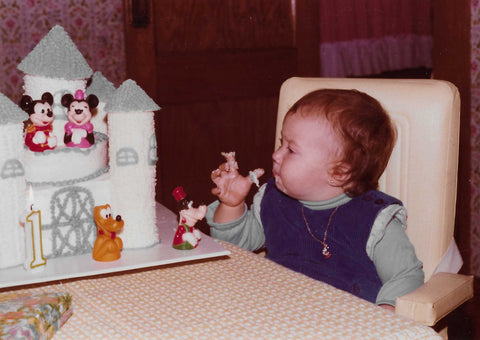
[62,89,98,148]
[20,92,57,152]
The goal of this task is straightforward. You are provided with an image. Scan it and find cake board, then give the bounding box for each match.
[0,203,230,289]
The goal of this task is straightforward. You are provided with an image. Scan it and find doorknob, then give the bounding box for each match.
[128,0,150,28]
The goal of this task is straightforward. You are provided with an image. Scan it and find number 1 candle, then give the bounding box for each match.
[24,186,47,271]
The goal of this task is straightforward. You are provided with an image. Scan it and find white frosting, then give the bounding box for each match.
[0,125,26,269]
[91,102,108,135]
[1,70,159,270]
[23,74,86,117]
[108,111,159,248]
[23,133,108,185]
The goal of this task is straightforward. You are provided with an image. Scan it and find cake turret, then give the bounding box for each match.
[106,80,160,248]
[0,92,27,269]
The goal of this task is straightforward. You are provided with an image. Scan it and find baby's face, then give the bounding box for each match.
[272,113,344,201]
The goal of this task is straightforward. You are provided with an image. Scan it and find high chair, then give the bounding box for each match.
[276,77,474,336]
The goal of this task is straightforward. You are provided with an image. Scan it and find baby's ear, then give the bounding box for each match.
[329,162,351,186]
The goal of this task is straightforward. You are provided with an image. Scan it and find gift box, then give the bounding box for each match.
[0,292,72,339]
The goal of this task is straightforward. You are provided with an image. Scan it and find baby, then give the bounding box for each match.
[206,89,424,310]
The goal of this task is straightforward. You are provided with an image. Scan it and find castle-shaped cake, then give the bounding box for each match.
[0,25,160,270]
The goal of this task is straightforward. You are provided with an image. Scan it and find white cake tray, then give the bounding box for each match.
[0,203,230,289]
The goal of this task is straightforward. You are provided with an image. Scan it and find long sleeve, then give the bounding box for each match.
[367,205,425,306]
[206,184,266,251]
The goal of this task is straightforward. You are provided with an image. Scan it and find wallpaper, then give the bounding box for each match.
[0,0,127,103]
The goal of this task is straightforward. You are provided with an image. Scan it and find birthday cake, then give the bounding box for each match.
[0,25,160,270]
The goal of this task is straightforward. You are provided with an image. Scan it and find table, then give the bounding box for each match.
[0,207,441,339]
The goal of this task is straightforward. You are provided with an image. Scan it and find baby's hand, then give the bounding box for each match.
[211,162,264,207]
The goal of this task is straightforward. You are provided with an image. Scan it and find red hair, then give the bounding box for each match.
[286,89,396,196]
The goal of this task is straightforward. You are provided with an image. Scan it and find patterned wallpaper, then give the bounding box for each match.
[0,0,126,103]
[471,0,480,277]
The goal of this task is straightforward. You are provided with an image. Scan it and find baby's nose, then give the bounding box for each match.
[47,110,53,118]
[75,109,83,115]
[272,149,282,163]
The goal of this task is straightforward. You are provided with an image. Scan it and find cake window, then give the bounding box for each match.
[1,159,25,179]
[116,147,139,166]
[148,134,158,165]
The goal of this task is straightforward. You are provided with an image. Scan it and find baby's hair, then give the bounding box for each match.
[286,89,396,196]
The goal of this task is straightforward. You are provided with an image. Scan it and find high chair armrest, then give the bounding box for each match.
[395,272,474,326]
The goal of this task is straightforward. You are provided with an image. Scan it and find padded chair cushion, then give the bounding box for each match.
[395,272,474,326]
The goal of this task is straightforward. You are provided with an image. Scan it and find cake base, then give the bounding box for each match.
[0,203,230,289]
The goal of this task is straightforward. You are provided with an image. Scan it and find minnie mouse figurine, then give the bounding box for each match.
[21,92,57,152]
[62,89,98,148]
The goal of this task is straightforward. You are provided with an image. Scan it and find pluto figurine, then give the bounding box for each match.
[92,204,124,261]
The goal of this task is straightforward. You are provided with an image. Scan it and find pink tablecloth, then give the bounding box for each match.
[0,239,441,339]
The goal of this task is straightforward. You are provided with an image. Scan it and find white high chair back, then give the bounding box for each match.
[276,77,460,281]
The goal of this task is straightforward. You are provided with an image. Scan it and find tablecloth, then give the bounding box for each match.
[0,239,441,339]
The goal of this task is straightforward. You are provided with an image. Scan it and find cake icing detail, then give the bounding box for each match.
[93,204,124,262]
[27,165,109,188]
[105,79,160,113]
[17,25,93,80]
[24,132,108,186]
[116,147,139,166]
[0,98,26,269]
[48,186,96,258]
[62,90,98,148]
[20,92,58,152]
[1,159,24,179]
[148,134,158,165]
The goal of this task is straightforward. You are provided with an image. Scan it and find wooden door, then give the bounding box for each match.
[124,0,319,229]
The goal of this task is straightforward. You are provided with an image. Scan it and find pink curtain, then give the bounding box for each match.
[0,0,127,103]
[319,0,432,77]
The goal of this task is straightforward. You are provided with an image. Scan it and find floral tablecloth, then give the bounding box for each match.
[0,240,441,339]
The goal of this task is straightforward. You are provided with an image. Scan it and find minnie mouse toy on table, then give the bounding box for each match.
[62,89,98,148]
[21,92,57,152]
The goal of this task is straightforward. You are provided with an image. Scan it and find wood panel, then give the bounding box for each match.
[432,0,471,273]
[125,0,320,224]
[153,0,294,51]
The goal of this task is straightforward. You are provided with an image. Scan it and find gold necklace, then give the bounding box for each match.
[301,205,339,259]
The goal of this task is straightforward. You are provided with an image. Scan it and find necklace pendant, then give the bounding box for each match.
[322,246,331,258]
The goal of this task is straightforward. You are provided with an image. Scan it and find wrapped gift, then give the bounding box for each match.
[0,292,72,339]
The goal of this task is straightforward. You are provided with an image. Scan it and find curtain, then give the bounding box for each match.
[0,0,127,103]
[319,0,432,77]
